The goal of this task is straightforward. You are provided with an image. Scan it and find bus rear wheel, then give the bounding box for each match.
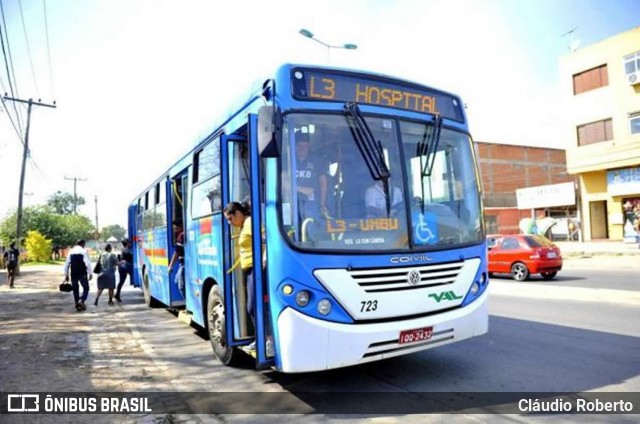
[207,285,241,366]
[143,274,160,307]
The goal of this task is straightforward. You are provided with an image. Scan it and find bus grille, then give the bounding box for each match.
[348,261,465,293]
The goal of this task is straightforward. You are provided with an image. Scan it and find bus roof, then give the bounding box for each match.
[129,63,466,203]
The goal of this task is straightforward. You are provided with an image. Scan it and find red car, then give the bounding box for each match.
[487,234,563,281]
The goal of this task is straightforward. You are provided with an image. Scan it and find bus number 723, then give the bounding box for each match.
[360,300,378,312]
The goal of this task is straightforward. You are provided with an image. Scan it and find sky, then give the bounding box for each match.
[0,0,638,231]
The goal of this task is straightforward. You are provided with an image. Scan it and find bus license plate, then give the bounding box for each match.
[399,326,433,345]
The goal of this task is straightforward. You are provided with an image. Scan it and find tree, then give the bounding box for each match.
[0,206,95,248]
[59,214,96,246]
[0,206,60,246]
[47,191,85,215]
[25,230,53,262]
[101,224,126,241]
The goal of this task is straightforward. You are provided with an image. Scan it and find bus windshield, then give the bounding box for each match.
[280,112,482,252]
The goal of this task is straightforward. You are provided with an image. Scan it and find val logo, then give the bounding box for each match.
[428,290,463,303]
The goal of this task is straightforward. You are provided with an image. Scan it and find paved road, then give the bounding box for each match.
[116,258,640,421]
[1,259,639,423]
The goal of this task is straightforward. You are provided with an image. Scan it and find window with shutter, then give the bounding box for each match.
[577,118,613,146]
[573,64,608,95]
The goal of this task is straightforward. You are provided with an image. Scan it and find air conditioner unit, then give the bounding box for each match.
[628,71,640,85]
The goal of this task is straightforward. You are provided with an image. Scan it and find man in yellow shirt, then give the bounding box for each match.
[224,201,254,347]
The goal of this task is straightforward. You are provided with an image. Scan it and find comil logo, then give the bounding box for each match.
[8,394,40,412]
[390,255,432,264]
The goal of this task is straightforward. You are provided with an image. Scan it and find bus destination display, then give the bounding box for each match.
[292,68,463,121]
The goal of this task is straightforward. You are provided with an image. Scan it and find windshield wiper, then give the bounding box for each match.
[417,114,443,178]
[343,102,392,215]
[417,114,443,214]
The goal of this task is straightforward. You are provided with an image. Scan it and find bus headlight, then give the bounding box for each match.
[295,290,310,307]
[317,299,332,315]
[470,281,480,295]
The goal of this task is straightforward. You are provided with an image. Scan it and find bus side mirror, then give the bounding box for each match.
[258,105,280,157]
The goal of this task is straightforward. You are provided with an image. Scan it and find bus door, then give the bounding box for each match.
[222,134,252,348]
[167,172,187,306]
[222,121,273,368]
[248,114,274,369]
[127,203,141,288]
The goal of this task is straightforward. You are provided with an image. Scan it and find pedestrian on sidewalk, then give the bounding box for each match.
[115,239,133,302]
[63,240,93,312]
[95,243,118,306]
[3,242,20,288]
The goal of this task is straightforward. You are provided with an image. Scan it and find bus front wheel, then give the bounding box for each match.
[207,285,241,366]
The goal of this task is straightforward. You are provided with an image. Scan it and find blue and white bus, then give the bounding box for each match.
[128,64,488,373]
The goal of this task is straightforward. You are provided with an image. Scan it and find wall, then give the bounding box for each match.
[476,141,575,235]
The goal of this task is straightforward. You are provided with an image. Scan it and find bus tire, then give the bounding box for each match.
[143,274,161,308]
[207,285,241,366]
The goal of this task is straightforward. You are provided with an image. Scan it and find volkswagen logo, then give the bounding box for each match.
[407,270,422,286]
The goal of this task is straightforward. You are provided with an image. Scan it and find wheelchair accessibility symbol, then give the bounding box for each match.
[414,213,436,244]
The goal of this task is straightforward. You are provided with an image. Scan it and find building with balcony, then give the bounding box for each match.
[559,27,640,241]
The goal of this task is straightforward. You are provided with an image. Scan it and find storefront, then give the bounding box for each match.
[608,166,640,242]
[515,182,578,241]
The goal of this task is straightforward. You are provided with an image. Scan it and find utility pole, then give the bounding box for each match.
[94,195,99,242]
[3,97,56,249]
[64,176,87,214]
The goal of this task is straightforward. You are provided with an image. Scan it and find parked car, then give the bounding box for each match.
[487,234,563,281]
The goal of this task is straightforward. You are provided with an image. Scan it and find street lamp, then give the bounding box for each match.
[298,28,357,64]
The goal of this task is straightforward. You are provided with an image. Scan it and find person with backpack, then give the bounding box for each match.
[63,240,93,311]
[3,243,20,288]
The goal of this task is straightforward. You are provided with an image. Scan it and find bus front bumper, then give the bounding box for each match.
[275,290,488,373]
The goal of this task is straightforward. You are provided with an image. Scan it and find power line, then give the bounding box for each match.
[0,92,24,144]
[41,0,54,98]
[17,0,39,96]
[0,0,24,135]
[27,153,46,180]
[0,61,7,92]
[0,3,16,98]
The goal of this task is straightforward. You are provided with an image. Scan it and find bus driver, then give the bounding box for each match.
[365,180,403,218]
[295,132,328,221]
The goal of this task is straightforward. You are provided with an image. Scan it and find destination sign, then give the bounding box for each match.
[291,68,464,121]
[326,217,400,233]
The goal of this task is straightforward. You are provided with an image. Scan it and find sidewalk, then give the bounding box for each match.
[554,240,640,257]
[0,264,197,424]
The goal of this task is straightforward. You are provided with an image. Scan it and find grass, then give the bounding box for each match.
[19,260,65,267]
